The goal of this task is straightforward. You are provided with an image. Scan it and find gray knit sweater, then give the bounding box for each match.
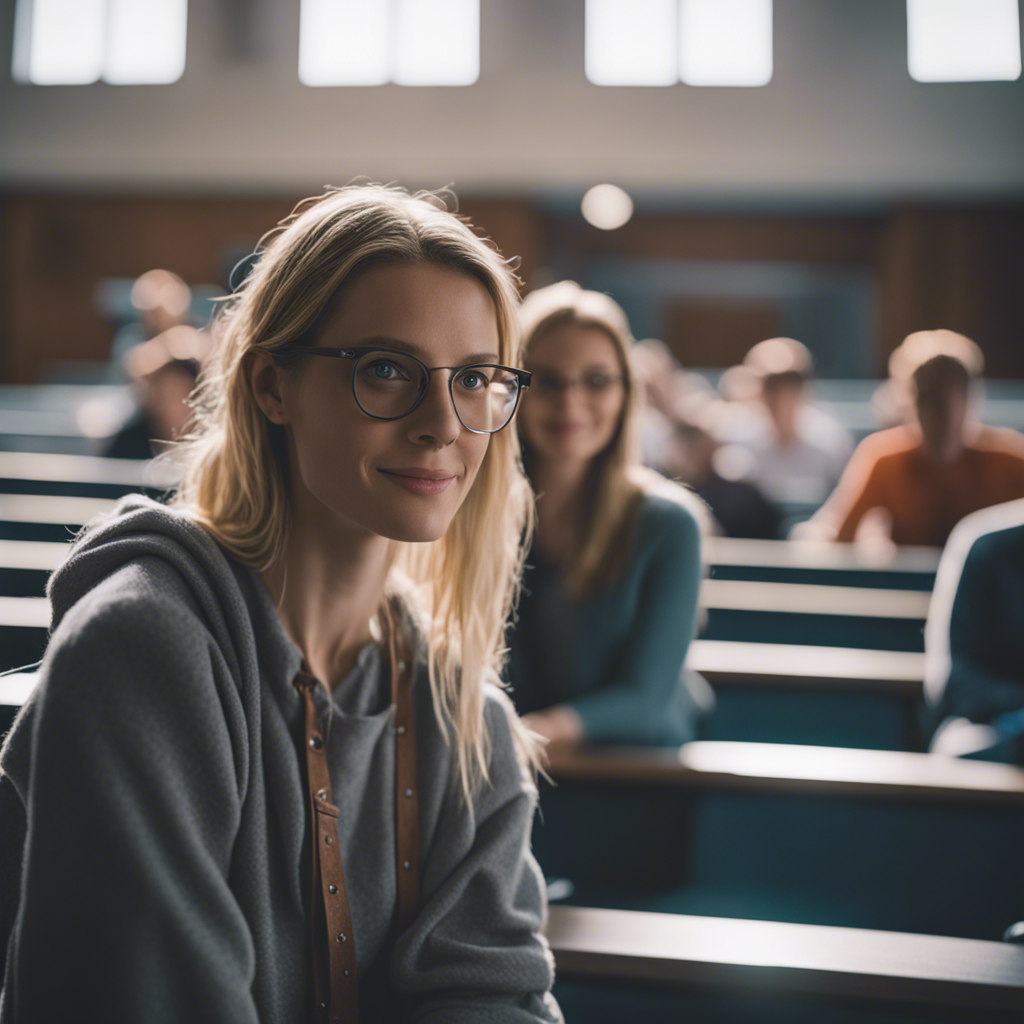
[0,496,561,1023]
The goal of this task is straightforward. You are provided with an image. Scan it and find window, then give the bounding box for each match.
[678,0,773,87]
[299,0,480,87]
[586,0,773,86]
[907,0,1021,82]
[585,0,677,86]
[12,0,188,85]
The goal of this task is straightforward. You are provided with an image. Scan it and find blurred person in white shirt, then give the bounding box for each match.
[731,337,853,507]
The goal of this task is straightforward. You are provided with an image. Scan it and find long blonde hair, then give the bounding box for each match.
[517,281,649,597]
[170,184,537,799]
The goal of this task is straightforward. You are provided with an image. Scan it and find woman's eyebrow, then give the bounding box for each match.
[353,336,500,364]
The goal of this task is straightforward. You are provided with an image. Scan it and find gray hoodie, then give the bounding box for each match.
[0,495,561,1023]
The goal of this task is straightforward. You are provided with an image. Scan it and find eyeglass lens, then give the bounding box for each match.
[354,351,520,433]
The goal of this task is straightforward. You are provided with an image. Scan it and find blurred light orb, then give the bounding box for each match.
[581,184,634,230]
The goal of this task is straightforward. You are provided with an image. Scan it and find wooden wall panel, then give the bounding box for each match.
[3,194,296,382]
[878,206,1024,378]
[661,299,782,369]
[0,193,542,384]
[547,212,884,266]
[2,195,1022,384]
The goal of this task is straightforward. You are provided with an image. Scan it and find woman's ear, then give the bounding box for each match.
[250,351,290,425]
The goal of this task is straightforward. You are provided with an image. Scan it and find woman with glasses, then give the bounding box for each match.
[0,186,561,1023]
[506,281,706,748]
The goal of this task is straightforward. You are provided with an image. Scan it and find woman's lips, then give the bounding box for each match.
[378,469,457,495]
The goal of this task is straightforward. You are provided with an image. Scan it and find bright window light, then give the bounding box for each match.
[300,0,479,86]
[393,0,479,86]
[12,0,105,84]
[12,0,187,85]
[104,0,187,85]
[679,0,773,86]
[586,0,678,86]
[299,0,390,86]
[907,0,1021,82]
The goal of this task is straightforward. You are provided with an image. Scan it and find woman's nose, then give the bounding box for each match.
[554,383,585,412]
[406,373,461,448]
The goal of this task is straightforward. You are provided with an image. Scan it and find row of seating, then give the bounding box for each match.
[0,544,930,748]
[2,451,1021,1017]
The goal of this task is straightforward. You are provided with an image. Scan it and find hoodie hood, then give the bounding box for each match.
[47,493,304,700]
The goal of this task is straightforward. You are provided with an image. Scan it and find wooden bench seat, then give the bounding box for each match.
[0,540,69,597]
[0,673,35,734]
[0,451,176,500]
[690,639,924,694]
[535,742,1024,941]
[547,741,1024,804]
[0,598,50,673]
[546,905,1024,1023]
[0,494,116,541]
[689,639,926,749]
[699,579,929,652]
[706,537,940,592]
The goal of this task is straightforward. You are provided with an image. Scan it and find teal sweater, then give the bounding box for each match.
[506,492,702,745]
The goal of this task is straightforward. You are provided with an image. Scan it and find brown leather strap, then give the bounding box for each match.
[293,603,420,1024]
[295,670,360,1024]
[383,601,419,935]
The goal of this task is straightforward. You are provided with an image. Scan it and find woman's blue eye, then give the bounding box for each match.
[457,369,488,391]
[367,361,403,381]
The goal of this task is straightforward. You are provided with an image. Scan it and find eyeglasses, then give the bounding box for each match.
[277,346,531,434]
[530,371,624,398]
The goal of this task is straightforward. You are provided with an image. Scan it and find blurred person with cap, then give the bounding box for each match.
[103,324,208,459]
[107,269,196,379]
[731,337,853,507]
[808,331,1024,547]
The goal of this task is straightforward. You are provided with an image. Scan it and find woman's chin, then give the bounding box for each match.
[373,512,454,545]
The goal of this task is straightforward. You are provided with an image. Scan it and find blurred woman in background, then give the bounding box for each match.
[506,281,708,748]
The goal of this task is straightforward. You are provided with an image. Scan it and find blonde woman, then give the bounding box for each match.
[0,186,561,1023]
[507,282,705,748]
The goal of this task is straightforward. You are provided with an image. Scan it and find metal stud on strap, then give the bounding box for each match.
[382,600,420,937]
[294,672,359,1024]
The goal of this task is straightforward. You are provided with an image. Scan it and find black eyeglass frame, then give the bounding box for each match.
[276,345,532,435]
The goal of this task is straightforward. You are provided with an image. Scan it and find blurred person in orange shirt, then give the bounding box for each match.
[808,333,1024,548]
